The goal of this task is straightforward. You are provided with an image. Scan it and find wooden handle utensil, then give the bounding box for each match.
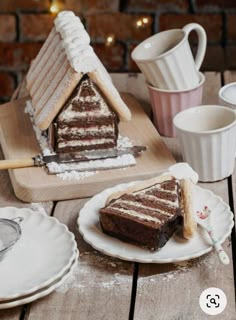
[0,158,35,170]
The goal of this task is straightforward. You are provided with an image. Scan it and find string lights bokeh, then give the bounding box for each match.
[105,34,115,47]
[48,2,151,48]
[49,0,65,14]
[136,16,151,29]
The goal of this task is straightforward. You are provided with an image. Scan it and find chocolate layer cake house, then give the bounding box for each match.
[25,10,131,154]
[99,175,196,251]
[51,76,119,153]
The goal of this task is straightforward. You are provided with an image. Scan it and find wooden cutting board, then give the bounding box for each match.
[0,94,175,202]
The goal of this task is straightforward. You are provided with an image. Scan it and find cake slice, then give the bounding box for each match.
[99,174,196,251]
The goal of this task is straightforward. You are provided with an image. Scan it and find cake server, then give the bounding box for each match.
[0,146,146,170]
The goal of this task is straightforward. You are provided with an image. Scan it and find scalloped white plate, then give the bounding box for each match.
[0,207,77,300]
[0,250,79,309]
[78,182,234,263]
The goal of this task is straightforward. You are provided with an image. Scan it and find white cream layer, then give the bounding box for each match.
[58,81,112,121]
[116,200,173,217]
[111,207,162,224]
[58,125,115,135]
[58,138,114,148]
[110,182,180,222]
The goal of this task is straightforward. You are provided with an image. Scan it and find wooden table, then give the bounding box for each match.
[0,72,235,320]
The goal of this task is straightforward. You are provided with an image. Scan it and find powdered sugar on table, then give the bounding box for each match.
[25,100,136,181]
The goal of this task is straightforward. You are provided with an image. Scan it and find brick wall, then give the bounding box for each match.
[0,0,236,101]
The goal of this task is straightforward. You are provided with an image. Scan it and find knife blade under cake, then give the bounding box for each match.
[0,146,147,170]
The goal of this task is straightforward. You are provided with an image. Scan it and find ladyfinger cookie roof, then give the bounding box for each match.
[26,11,131,131]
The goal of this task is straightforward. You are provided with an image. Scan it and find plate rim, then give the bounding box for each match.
[0,249,79,309]
[0,207,78,300]
[77,181,234,263]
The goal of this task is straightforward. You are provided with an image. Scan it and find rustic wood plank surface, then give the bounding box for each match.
[0,146,53,319]
[133,72,236,320]
[0,72,235,320]
[26,199,134,320]
[224,71,236,218]
[0,94,174,202]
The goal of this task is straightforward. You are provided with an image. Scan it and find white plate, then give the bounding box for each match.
[0,207,77,300]
[0,250,79,309]
[78,181,234,263]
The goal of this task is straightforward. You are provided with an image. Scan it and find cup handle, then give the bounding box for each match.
[182,23,207,71]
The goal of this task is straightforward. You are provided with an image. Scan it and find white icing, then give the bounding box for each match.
[58,125,114,135]
[167,163,199,184]
[58,138,114,148]
[58,81,111,121]
[59,107,111,120]
[54,11,99,73]
[110,180,180,222]
[116,200,173,217]
[134,193,179,207]
[137,182,178,198]
[111,206,162,223]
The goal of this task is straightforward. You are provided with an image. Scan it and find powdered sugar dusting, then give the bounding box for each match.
[56,251,130,294]
[57,170,95,181]
[25,100,136,180]
[45,134,136,179]
[117,135,133,148]
[47,153,136,175]
[25,100,54,155]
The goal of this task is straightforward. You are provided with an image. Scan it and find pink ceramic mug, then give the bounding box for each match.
[147,72,205,137]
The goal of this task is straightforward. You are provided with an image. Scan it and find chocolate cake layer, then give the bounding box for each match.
[99,177,184,251]
[54,76,119,153]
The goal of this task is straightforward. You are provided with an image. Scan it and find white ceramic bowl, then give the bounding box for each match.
[173,105,236,182]
[218,82,236,109]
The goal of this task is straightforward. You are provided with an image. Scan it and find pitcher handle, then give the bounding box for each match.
[182,23,207,71]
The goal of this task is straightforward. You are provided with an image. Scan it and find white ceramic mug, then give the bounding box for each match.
[173,105,236,182]
[131,23,207,90]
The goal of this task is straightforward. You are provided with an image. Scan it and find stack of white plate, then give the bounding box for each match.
[0,207,78,309]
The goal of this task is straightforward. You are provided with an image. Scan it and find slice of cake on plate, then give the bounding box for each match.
[99,174,196,251]
[25,10,131,155]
